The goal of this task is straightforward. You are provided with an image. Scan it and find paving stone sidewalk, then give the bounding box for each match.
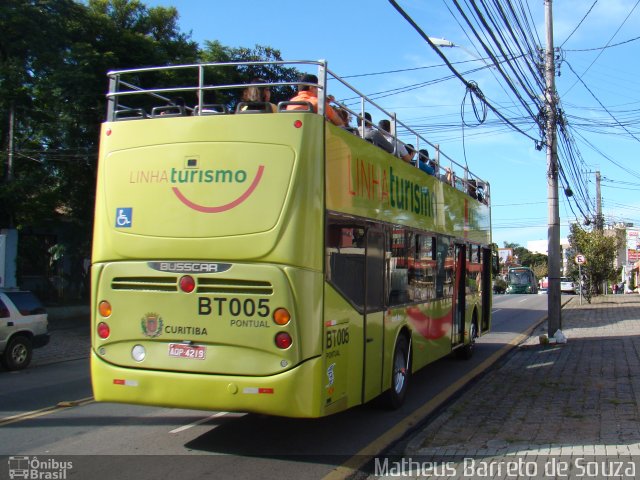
[31,313,90,367]
[390,294,640,479]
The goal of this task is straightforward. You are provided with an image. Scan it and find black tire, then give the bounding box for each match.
[384,335,410,409]
[2,335,33,371]
[457,320,477,360]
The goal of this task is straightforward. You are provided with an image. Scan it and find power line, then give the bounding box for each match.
[559,0,598,47]
[564,34,640,52]
[565,60,640,143]
[387,0,542,144]
[562,0,640,95]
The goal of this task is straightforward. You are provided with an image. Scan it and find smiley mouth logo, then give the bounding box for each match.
[172,165,265,213]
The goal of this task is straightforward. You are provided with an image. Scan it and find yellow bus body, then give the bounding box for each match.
[91,63,492,418]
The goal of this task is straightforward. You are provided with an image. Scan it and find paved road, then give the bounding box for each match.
[360,294,640,480]
[0,295,550,480]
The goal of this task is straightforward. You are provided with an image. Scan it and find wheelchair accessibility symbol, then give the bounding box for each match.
[115,208,133,228]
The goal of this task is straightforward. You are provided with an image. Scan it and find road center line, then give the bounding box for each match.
[169,411,228,434]
[0,396,94,427]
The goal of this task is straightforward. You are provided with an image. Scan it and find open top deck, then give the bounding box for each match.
[105,60,490,205]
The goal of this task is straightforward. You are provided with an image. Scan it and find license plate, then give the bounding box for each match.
[168,343,206,360]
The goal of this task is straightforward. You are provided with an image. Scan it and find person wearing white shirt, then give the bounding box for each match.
[378,119,413,163]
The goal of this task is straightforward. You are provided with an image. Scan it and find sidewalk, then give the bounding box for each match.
[397,294,640,477]
[30,305,90,367]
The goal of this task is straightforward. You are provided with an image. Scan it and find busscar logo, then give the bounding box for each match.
[147,261,232,274]
[141,313,163,338]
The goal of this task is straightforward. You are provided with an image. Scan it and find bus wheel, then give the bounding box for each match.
[384,335,410,409]
[457,320,477,360]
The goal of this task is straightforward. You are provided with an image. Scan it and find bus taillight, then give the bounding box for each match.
[275,332,292,349]
[273,308,291,326]
[98,322,110,339]
[179,275,195,293]
[99,300,112,317]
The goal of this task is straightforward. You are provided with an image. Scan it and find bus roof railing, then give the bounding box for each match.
[105,60,490,205]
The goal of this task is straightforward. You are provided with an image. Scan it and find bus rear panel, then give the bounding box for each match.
[92,112,328,417]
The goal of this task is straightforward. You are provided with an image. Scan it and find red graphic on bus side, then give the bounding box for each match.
[405,306,452,340]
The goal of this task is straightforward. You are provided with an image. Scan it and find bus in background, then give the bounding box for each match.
[90,60,492,418]
[506,266,538,294]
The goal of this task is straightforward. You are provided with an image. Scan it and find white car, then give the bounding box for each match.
[0,290,49,370]
[560,277,576,294]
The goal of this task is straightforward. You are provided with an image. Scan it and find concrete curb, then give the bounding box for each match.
[404,296,575,455]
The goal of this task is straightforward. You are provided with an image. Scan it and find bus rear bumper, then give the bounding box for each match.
[90,351,324,418]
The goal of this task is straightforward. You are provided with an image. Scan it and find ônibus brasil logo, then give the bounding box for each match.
[128,157,265,213]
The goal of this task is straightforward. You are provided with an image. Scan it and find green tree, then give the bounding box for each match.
[0,0,199,297]
[502,242,547,275]
[199,41,299,109]
[1,0,199,229]
[0,0,307,299]
[532,263,547,281]
[567,223,621,297]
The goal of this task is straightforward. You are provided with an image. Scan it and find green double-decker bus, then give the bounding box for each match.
[90,60,492,418]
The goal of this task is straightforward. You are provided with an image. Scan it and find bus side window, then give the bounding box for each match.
[466,244,481,294]
[388,228,409,306]
[435,236,454,299]
[326,223,366,311]
[409,234,436,302]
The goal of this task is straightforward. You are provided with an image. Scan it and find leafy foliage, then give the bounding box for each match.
[0,0,296,298]
[501,241,547,276]
[567,223,621,296]
[199,41,299,109]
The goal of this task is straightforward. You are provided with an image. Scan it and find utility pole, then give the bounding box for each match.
[595,170,603,230]
[545,0,562,337]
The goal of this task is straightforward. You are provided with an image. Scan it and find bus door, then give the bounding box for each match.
[481,247,492,332]
[452,244,466,346]
[362,228,385,403]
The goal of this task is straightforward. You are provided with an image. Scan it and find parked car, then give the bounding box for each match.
[560,277,576,294]
[0,290,49,370]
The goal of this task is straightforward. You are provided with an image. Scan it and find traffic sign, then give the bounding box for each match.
[575,254,586,264]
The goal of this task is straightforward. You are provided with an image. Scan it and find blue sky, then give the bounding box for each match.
[146,0,640,249]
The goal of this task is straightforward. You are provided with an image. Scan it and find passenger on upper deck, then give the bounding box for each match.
[378,119,413,163]
[405,144,417,166]
[335,106,358,135]
[286,74,344,126]
[417,149,436,176]
[357,112,393,153]
[442,167,455,186]
[238,78,277,112]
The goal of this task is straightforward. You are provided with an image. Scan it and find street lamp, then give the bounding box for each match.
[428,37,494,69]
[428,37,455,48]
